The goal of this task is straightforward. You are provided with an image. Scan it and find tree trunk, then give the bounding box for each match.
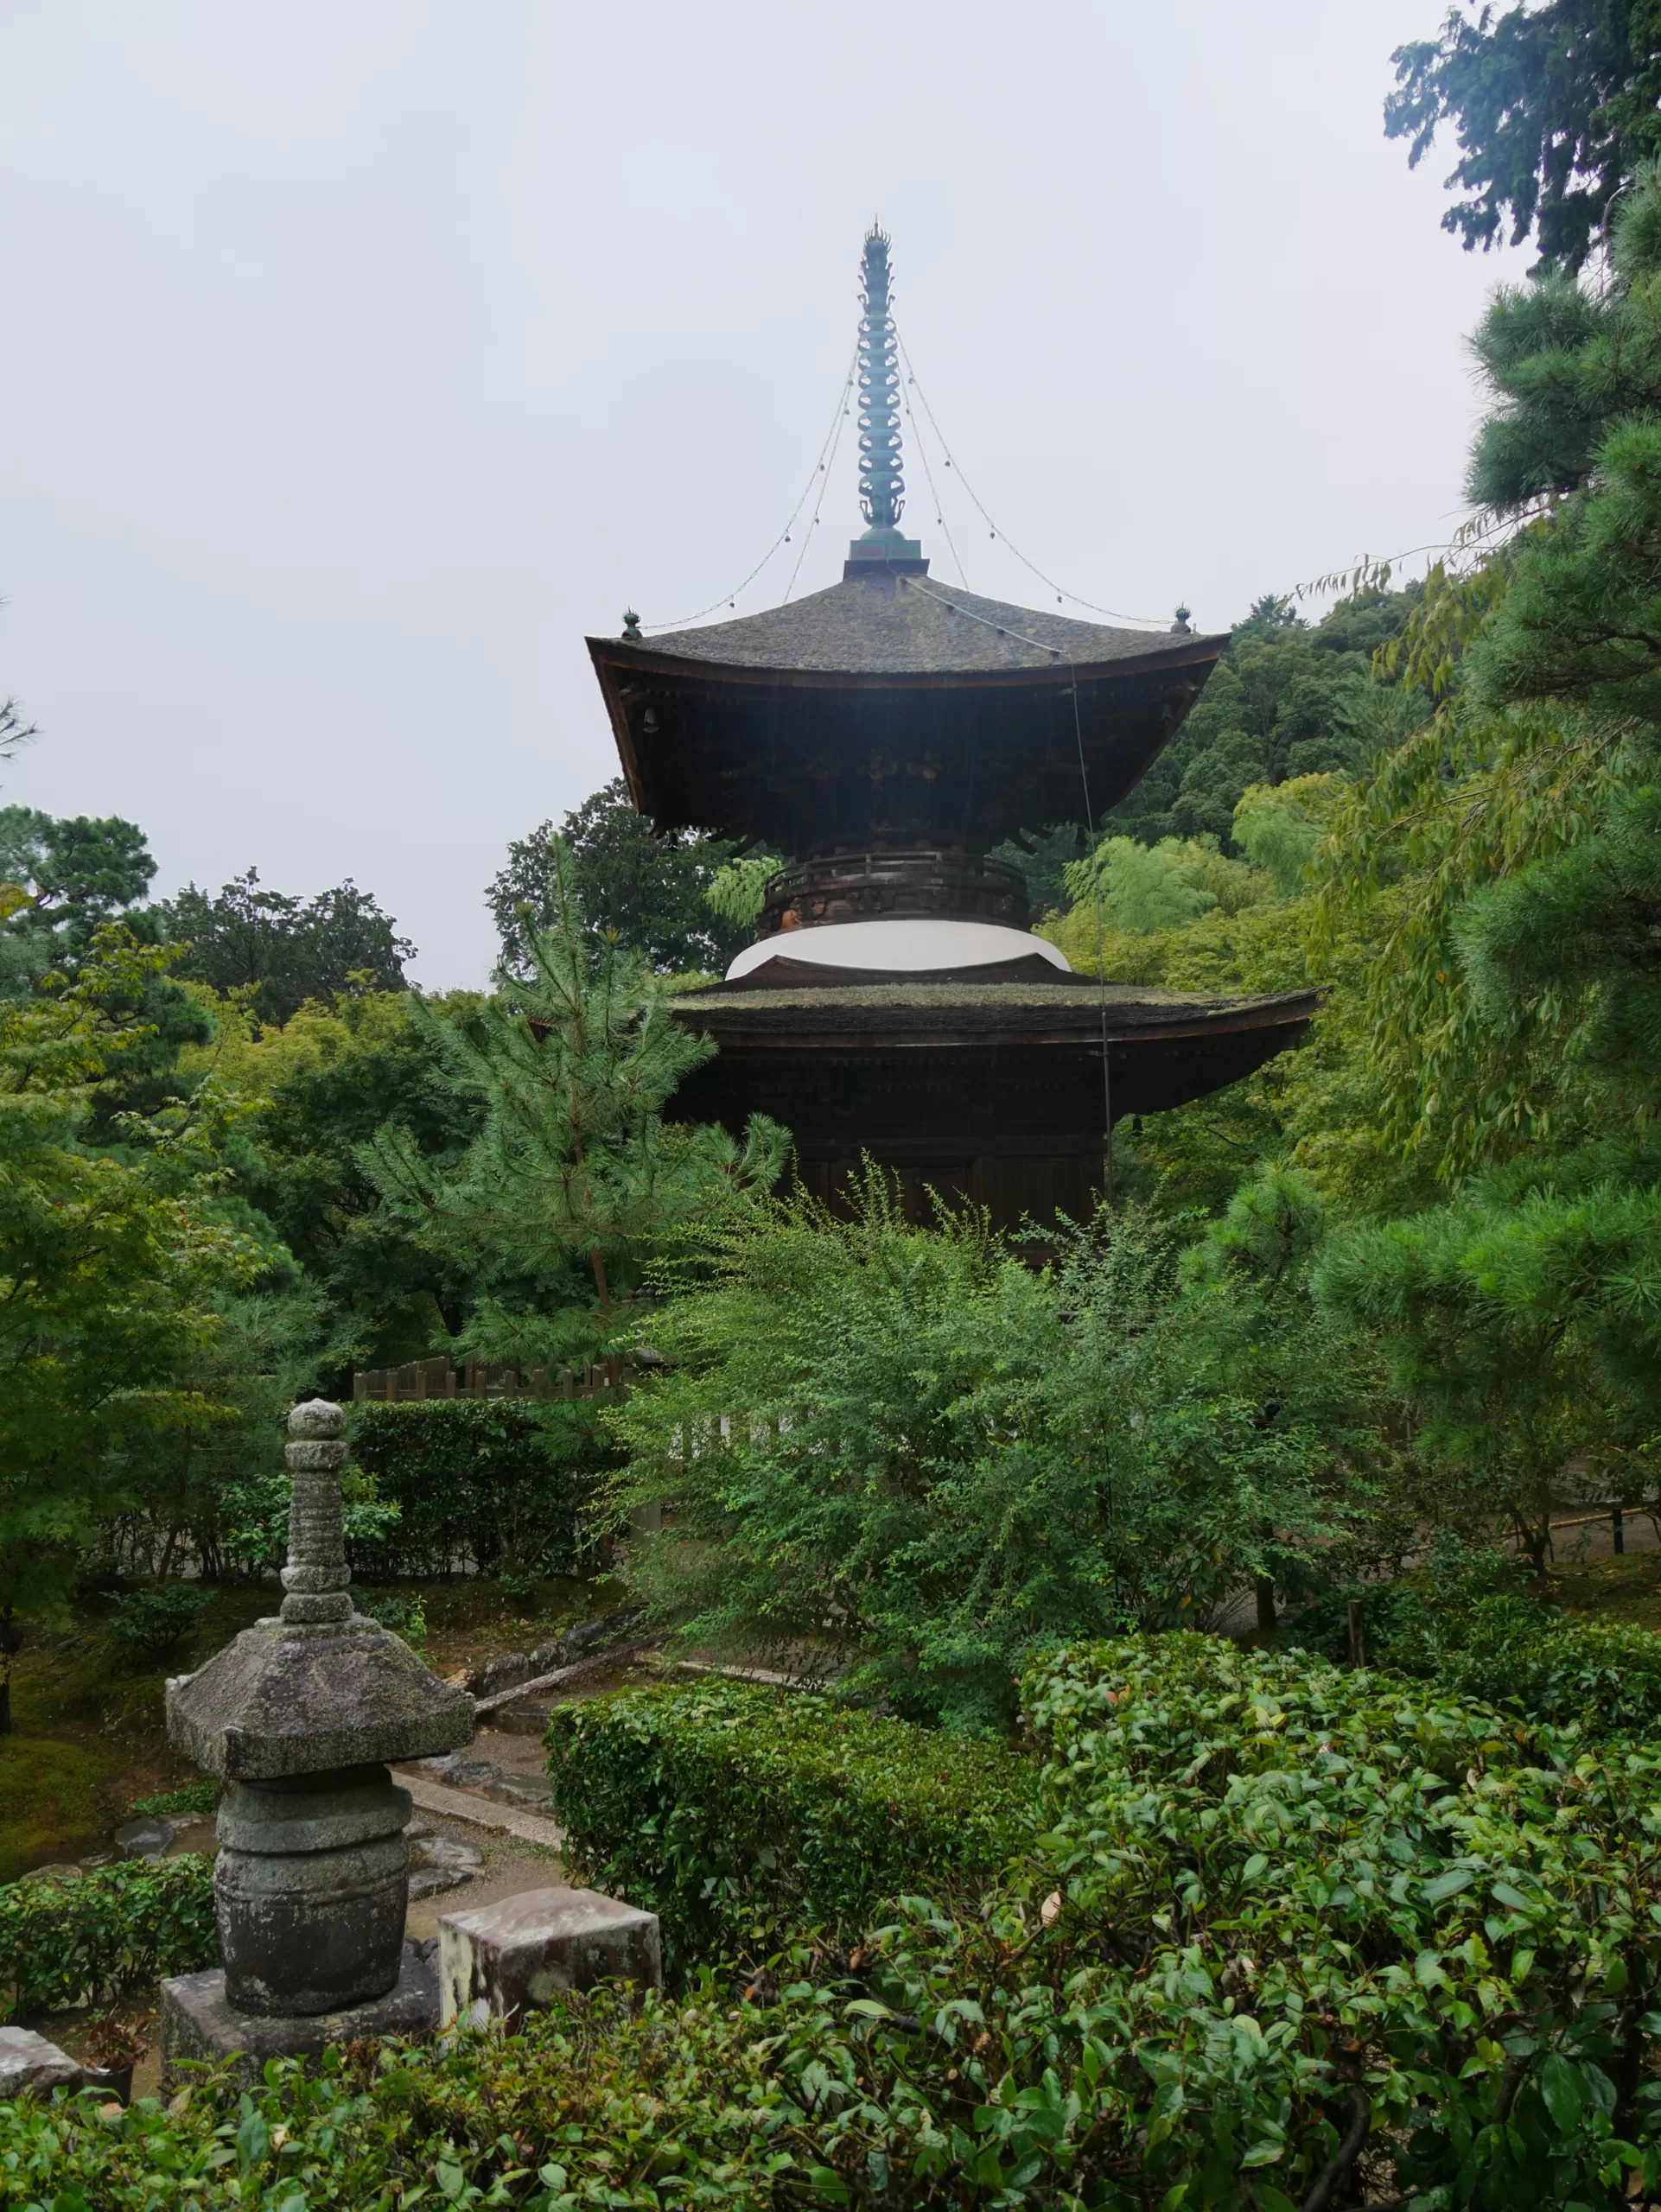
[1518,1517,1552,1578]
[1255,1576,1276,1637]
[0,1610,21,1737]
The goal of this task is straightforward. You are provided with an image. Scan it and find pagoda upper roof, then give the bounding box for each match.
[635,572,1212,678]
[589,578,1226,854]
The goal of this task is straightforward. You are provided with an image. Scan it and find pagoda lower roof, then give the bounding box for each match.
[671,974,1316,1046]
[665,972,1318,1138]
[635,575,1211,676]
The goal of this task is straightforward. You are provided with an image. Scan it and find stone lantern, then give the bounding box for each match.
[161,1400,474,2072]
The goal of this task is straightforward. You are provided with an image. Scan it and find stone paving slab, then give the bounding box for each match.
[397,1770,565,1851]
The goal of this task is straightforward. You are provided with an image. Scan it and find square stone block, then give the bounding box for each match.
[439,1885,661,2027]
[0,2026,84,2098]
[161,1939,438,2090]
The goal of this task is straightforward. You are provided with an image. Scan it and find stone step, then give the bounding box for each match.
[490,1699,556,1738]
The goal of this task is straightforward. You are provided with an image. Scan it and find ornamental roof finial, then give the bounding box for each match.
[857,223,903,530]
[846,223,926,577]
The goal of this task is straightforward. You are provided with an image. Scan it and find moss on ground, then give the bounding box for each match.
[0,1573,627,1878]
[1548,1546,1661,1632]
[0,1736,132,1883]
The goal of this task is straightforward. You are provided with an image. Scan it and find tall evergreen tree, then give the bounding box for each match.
[1098,590,1418,849]
[1314,171,1661,1548]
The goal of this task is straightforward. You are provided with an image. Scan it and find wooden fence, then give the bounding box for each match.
[353,1355,629,1403]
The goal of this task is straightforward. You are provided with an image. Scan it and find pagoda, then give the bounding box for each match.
[588,227,1314,1230]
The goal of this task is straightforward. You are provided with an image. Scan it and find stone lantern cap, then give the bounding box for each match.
[166,1400,474,1782]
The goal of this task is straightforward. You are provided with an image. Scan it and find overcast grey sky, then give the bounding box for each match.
[0,2,1516,986]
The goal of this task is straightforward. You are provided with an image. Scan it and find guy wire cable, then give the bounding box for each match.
[897,338,1168,628]
[641,345,858,632]
[901,369,969,588]
[1069,660,1116,1205]
[784,353,857,601]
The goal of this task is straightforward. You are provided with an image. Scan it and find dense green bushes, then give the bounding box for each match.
[10,1637,1661,2208]
[611,1182,1367,1731]
[1409,1594,1661,1733]
[1004,1637,1661,2204]
[0,1857,216,2021]
[1286,1542,1661,1738]
[0,1986,846,2209]
[545,1680,1034,1977]
[347,1399,606,1579]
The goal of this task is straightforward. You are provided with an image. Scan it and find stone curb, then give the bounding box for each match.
[397,1772,566,1852]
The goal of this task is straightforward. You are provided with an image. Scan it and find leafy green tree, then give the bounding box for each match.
[490,779,757,976]
[703,849,786,931]
[1314,1126,1661,1567]
[0,931,262,1729]
[0,698,35,768]
[154,870,413,1027]
[0,809,213,1129]
[1386,0,1661,271]
[178,985,484,1380]
[366,839,786,1358]
[1231,774,1332,896]
[108,1274,328,1584]
[1314,175,1661,1185]
[1062,836,1219,933]
[1305,169,1661,1553]
[1103,589,1417,849]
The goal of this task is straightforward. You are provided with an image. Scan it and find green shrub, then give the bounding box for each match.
[0,1986,850,2209]
[130,1780,217,1819]
[1397,1590,1661,1734]
[104,1585,211,1658]
[347,1399,605,1579]
[1284,1539,1661,1738]
[609,1186,1359,1733]
[545,1680,1035,1975]
[990,1635,1661,2206]
[0,1857,217,2021]
[355,1590,428,1647]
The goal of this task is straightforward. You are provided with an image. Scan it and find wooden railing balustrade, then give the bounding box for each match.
[352,1355,628,1403]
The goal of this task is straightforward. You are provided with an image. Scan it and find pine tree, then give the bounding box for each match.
[364,839,786,1344]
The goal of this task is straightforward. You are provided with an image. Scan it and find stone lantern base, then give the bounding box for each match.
[160,1942,439,2091]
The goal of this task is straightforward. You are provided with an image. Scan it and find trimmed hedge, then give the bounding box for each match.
[347,1398,606,1579]
[997,1635,1661,2206]
[9,1641,1661,2207]
[544,1680,1035,1974]
[1285,1546,1661,1738]
[0,1857,216,2021]
[1400,1592,1661,1734]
